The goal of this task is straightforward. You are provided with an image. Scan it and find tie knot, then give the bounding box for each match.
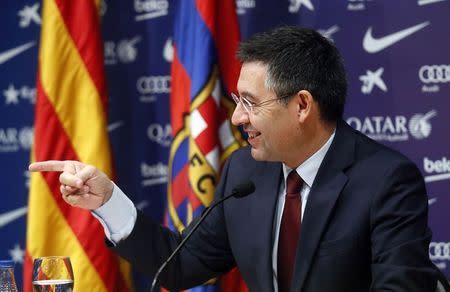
[286,170,303,195]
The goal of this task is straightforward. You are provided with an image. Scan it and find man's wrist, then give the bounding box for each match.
[92,183,137,243]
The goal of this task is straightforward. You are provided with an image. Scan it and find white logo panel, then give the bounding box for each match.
[136,75,171,103]
[419,64,450,93]
[0,127,33,153]
[363,22,430,53]
[3,84,36,105]
[134,0,169,21]
[430,242,450,270]
[423,157,450,183]
[289,0,314,13]
[236,0,256,15]
[147,123,171,147]
[347,0,372,11]
[0,42,36,66]
[104,36,141,65]
[346,110,436,142]
[141,162,168,187]
[18,3,41,28]
[359,67,387,94]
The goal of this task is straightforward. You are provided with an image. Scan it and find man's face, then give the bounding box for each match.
[231,62,300,163]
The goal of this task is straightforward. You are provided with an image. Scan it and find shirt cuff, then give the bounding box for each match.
[92,182,137,244]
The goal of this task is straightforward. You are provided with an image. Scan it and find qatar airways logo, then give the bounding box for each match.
[423,157,450,183]
[346,110,436,142]
[0,127,33,153]
[104,36,141,65]
[147,123,171,147]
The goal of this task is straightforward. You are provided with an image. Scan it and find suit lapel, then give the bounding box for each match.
[291,121,356,291]
[249,161,283,291]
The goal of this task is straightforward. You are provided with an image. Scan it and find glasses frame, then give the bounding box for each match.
[231,92,291,114]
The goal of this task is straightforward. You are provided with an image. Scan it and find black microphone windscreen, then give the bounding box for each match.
[232,181,255,198]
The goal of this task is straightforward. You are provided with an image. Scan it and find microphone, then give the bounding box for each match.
[150,181,255,292]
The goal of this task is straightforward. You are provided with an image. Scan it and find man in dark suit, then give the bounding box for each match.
[29,26,438,291]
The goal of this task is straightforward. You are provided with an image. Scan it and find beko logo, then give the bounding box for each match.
[134,0,169,21]
[346,110,436,142]
[419,65,450,93]
[141,162,168,187]
[423,157,450,183]
[424,157,450,174]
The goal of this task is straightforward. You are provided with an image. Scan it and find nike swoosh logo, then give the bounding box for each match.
[418,0,446,6]
[108,120,124,132]
[0,206,28,228]
[0,42,36,65]
[428,198,437,205]
[363,21,430,53]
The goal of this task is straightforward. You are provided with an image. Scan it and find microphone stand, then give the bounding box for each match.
[150,182,254,292]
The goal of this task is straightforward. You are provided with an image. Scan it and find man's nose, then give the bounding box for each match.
[231,103,249,126]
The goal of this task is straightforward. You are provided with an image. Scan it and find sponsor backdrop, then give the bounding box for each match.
[0,0,449,290]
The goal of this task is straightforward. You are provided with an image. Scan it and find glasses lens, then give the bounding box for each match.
[231,93,239,104]
[231,93,250,113]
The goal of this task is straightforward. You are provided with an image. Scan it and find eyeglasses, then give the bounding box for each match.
[231,92,288,114]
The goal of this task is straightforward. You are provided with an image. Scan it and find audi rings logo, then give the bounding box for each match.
[429,242,450,261]
[137,75,171,94]
[419,65,450,83]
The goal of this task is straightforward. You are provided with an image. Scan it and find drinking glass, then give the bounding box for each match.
[32,256,74,292]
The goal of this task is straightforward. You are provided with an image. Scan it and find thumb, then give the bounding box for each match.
[75,165,98,182]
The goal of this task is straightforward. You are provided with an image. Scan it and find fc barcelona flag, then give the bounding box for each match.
[168,0,247,291]
[24,0,132,291]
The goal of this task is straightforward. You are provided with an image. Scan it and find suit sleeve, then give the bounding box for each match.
[370,161,438,291]
[110,155,236,290]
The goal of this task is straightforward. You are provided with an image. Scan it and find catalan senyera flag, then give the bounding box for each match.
[24,0,132,291]
[168,0,247,291]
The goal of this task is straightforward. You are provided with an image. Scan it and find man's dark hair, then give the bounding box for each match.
[237,26,347,122]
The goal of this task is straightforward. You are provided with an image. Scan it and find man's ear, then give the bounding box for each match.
[295,90,314,123]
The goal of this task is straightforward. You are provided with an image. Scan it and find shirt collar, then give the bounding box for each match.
[283,130,336,188]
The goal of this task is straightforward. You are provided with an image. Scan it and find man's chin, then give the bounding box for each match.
[250,147,266,161]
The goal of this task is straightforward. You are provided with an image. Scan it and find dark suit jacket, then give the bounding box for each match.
[112,120,438,292]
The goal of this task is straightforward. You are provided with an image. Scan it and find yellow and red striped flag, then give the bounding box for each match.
[24,0,132,291]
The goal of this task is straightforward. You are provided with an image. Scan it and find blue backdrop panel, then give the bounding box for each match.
[1,0,449,291]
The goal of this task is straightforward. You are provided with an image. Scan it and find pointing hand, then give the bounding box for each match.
[29,160,114,210]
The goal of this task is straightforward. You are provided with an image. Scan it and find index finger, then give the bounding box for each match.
[29,160,67,172]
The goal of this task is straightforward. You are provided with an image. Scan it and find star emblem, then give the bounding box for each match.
[9,244,25,264]
[3,84,20,105]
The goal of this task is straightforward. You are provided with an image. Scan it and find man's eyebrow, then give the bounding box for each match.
[239,91,256,101]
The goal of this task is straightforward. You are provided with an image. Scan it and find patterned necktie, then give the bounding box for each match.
[278,170,303,292]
